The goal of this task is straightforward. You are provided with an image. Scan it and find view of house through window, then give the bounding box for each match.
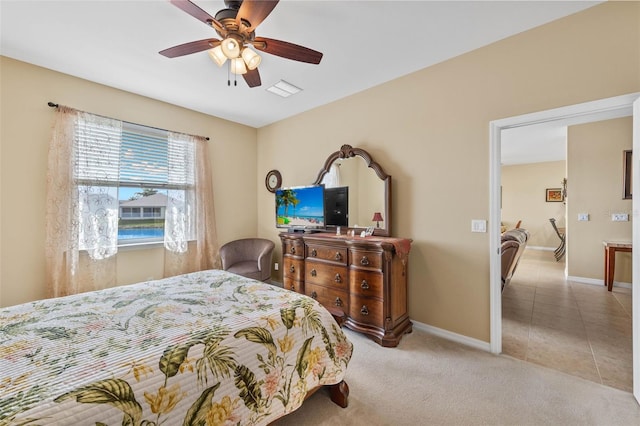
[118,187,168,241]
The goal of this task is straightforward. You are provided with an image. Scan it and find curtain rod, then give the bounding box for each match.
[47,102,210,141]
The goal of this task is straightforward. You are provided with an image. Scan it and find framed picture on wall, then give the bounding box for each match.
[623,149,632,200]
[546,188,564,202]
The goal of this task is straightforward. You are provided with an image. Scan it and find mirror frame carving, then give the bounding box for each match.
[313,144,391,236]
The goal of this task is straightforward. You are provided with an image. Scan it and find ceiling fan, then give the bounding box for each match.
[159,0,323,88]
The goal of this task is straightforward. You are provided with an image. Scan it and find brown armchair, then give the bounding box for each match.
[501,228,529,291]
[220,238,275,282]
[501,240,521,290]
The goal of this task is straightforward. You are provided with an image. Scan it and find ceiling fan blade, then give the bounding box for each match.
[159,38,220,58]
[243,68,262,88]
[237,0,279,31]
[253,37,323,64]
[170,0,223,31]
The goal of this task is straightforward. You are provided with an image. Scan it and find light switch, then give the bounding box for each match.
[578,213,589,221]
[471,220,487,233]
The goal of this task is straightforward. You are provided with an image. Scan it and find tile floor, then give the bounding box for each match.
[502,249,633,392]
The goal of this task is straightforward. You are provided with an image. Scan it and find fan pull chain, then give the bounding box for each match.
[225,61,238,86]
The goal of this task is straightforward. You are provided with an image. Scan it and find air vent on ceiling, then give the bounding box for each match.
[267,80,302,98]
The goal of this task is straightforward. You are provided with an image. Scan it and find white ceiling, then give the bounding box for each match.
[1,1,602,128]
[1,1,604,164]
[501,122,568,166]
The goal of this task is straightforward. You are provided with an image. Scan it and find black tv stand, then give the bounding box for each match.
[287,228,323,234]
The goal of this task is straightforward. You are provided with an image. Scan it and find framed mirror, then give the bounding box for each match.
[313,144,391,236]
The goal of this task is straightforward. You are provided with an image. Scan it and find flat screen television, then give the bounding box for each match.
[276,184,325,230]
[325,186,349,227]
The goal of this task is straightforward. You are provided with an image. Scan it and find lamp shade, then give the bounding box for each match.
[208,45,227,67]
[230,57,247,75]
[221,37,241,58]
[372,212,384,228]
[241,48,261,70]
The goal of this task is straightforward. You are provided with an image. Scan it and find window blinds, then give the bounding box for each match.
[74,119,194,190]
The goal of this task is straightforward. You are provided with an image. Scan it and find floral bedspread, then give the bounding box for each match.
[0,270,352,425]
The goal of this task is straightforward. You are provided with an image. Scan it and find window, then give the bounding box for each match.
[75,120,195,249]
[121,207,140,218]
[47,106,215,296]
[143,207,162,218]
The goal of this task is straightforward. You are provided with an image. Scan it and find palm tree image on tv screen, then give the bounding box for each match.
[276,185,325,229]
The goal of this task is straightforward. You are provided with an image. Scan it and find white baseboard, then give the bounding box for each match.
[411,320,491,352]
[567,275,632,289]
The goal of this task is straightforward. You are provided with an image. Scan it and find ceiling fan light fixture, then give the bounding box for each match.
[208,45,227,67]
[230,57,247,74]
[221,36,241,58]
[241,48,261,70]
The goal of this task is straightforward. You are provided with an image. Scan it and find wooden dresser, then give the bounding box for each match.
[280,232,412,347]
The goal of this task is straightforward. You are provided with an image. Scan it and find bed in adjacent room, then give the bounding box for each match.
[0,269,352,425]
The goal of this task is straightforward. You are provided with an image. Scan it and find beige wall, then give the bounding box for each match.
[567,117,633,284]
[501,161,567,248]
[1,2,639,343]
[257,2,640,341]
[0,57,258,307]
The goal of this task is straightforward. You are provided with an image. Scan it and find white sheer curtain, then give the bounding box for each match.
[163,132,219,277]
[46,108,218,297]
[46,107,121,297]
[321,162,341,188]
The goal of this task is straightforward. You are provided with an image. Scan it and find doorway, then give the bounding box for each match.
[489,93,640,404]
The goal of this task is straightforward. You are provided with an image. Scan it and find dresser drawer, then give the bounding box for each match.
[306,244,348,265]
[305,282,348,316]
[283,258,304,281]
[283,277,303,293]
[305,260,348,290]
[350,269,383,299]
[349,249,383,270]
[283,239,304,258]
[349,294,384,327]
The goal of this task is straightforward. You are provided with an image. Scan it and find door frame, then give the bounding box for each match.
[489,93,640,403]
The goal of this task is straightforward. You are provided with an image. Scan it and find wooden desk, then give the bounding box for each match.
[603,241,632,291]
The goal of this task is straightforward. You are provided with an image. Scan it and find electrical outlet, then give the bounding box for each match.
[274,262,279,271]
[471,220,487,233]
[578,213,589,221]
[611,213,629,222]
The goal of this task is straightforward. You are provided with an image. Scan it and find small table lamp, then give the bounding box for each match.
[372,212,384,228]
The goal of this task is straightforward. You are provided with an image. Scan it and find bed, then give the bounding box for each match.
[0,269,352,425]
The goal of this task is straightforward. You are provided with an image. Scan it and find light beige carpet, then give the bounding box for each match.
[275,328,640,425]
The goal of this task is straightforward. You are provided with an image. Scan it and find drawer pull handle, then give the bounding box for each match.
[360,256,370,266]
[311,291,318,299]
[335,252,342,261]
[290,284,295,290]
[289,265,295,273]
[290,246,296,254]
[311,269,317,277]
[335,297,343,307]
[361,280,369,290]
[360,305,369,316]
[311,249,317,257]
[334,274,342,283]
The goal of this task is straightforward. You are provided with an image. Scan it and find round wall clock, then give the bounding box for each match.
[265,169,282,193]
